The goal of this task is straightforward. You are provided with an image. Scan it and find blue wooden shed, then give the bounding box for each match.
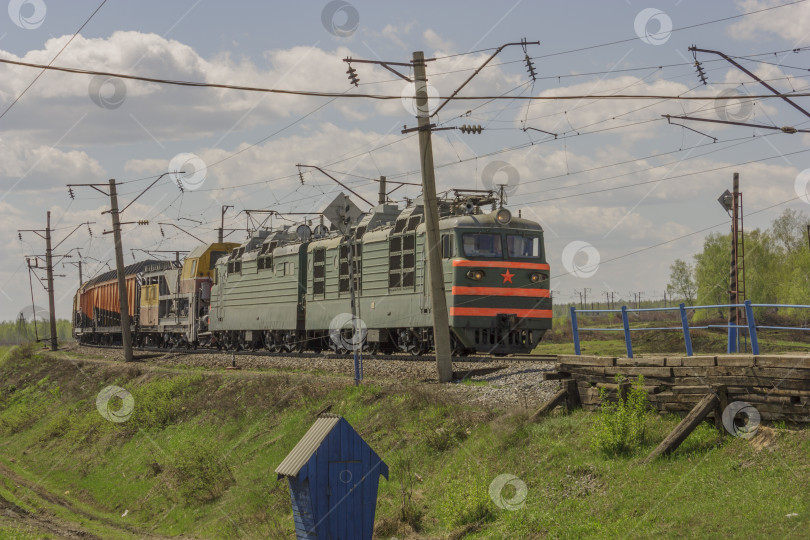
[275,414,389,540]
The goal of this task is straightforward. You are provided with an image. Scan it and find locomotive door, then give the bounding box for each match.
[419,245,430,313]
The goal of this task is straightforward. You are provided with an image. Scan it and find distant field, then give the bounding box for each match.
[0,345,808,538]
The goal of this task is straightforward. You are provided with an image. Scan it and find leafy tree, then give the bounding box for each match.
[770,208,807,254]
[693,233,730,318]
[666,258,696,304]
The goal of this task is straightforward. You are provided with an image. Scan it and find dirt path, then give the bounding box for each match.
[0,462,175,539]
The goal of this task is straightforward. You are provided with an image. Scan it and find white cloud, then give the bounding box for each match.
[729,0,810,44]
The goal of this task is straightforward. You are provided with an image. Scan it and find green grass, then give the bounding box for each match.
[0,345,808,538]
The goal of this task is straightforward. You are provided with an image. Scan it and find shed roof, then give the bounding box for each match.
[275,414,341,477]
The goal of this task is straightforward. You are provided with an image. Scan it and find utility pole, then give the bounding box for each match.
[44,211,58,351]
[340,42,538,382]
[219,205,233,243]
[583,287,590,308]
[378,175,386,205]
[109,179,134,362]
[413,50,453,382]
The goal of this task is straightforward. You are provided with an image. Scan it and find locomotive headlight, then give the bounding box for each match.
[530,272,548,283]
[466,269,485,281]
[495,208,512,225]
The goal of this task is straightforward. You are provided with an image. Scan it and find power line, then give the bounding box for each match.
[524,146,810,206]
[2,57,809,102]
[0,0,108,122]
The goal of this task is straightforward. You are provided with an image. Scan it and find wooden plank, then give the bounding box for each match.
[643,393,719,463]
[559,365,607,376]
[557,355,616,367]
[594,382,664,394]
[712,385,728,432]
[666,356,716,367]
[755,356,810,369]
[728,394,797,405]
[617,357,666,367]
[604,366,673,379]
[716,355,755,367]
[670,385,712,394]
[678,376,810,390]
[752,367,810,380]
[565,379,581,411]
[566,373,675,386]
[531,387,568,421]
[726,386,810,397]
[671,366,752,378]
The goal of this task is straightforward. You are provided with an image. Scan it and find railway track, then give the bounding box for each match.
[76,343,557,363]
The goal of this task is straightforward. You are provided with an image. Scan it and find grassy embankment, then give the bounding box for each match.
[0,344,808,539]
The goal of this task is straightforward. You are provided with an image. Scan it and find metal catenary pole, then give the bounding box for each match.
[44,211,58,351]
[412,50,453,383]
[108,179,134,362]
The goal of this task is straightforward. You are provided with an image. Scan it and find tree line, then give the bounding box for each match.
[667,208,810,320]
[0,319,73,345]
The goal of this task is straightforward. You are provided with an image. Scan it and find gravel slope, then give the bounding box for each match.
[63,344,560,410]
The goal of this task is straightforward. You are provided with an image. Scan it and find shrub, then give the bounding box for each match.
[169,440,235,503]
[424,419,469,452]
[591,375,649,455]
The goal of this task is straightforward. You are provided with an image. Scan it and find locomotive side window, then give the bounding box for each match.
[313,248,326,298]
[507,235,541,258]
[462,233,503,258]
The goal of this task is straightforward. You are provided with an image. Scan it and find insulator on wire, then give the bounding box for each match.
[137,220,149,225]
[459,124,483,134]
[346,63,360,86]
[176,178,184,192]
[68,187,75,200]
[524,54,537,82]
[87,224,93,237]
[694,61,708,85]
[692,48,708,86]
[18,232,22,241]
[298,169,305,185]
[160,226,165,237]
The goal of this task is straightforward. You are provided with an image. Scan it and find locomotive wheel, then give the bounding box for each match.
[450,335,466,357]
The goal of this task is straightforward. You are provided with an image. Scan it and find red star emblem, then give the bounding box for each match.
[500,269,515,284]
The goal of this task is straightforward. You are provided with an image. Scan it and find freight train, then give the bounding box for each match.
[73,190,551,355]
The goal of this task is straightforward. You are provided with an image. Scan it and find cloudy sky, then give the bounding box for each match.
[2,0,810,322]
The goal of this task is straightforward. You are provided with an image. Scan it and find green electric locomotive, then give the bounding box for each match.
[209,190,550,355]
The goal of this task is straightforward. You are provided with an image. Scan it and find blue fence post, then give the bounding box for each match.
[744,300,759,355]
[621,305,633,358]
[679,303,693,357]
[570,306,581,356]
[727,318,738,354]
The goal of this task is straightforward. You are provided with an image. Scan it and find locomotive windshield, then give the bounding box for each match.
[462,233,503,258]
[507,235,542,258]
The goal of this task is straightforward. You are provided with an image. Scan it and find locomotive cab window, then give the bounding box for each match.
[462,233,503,258]
[507,235,541,259]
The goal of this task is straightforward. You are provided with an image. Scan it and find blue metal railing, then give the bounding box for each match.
[569,301,810,357]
